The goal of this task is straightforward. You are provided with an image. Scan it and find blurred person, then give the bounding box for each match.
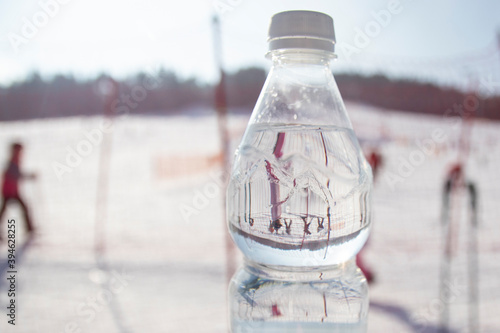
[367,149,383,181]
[356,148,383,284]
[445,163,464,190]
[0,142,37,238]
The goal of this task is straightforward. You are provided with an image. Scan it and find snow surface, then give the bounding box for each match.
[0,102,499,332]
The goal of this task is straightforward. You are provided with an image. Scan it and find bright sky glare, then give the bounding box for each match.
[1,0,500,92]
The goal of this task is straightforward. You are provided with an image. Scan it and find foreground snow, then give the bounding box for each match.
[0,102,498,332]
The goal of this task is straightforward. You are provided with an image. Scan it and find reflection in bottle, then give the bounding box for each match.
[266,131,286,223]
[227,125,371,267]
[229,259,368,333]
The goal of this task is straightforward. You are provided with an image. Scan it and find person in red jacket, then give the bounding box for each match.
[0,142,36,236]
[356,148,383,284]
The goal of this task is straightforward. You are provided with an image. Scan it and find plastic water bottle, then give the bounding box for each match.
[227,10,372,267]
[227,10,372,332]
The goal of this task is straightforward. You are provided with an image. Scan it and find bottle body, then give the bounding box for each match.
[227,51,372,267]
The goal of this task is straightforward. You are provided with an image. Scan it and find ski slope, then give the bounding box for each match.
[0,102,499,332]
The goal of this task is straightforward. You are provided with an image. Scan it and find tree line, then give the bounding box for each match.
[0,68,498,121]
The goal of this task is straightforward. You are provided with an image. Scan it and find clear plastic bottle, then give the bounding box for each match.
[227,10,372,268]
[229,259,368,332]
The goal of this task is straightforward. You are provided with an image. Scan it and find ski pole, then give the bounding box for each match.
[440,178,453,333]
[467,182,479,333]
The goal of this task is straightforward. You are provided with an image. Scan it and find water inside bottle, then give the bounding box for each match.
[228,123,372,266]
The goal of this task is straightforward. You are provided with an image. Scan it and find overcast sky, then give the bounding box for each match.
[1,0,500,92]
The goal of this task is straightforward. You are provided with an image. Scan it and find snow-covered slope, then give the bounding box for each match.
[0,102,498,332]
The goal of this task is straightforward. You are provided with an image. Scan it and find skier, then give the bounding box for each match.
[367,149,383,181]
[440,162,479,333]
[0,142,37,238]
[356,148,383,283]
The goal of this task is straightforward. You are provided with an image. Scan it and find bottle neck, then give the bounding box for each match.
[266,48,337,89]
[268,48,336,68]
[247,47,351,128]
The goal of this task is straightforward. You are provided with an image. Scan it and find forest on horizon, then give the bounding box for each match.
[1,68,499,121]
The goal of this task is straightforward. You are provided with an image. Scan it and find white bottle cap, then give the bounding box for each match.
[268,10,336,53]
